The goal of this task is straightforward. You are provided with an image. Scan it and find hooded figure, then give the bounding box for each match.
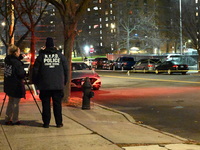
[4,44,26,125]
[45,37,54,48]
[32,37,68,128]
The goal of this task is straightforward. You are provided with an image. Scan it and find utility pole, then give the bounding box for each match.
[179,0,183,55]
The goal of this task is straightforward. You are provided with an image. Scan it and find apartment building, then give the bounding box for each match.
[79,0,174,55]
[12,0,197,55]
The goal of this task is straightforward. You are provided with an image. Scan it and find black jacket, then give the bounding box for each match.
[4,55,26,98]
[32,47,68,90]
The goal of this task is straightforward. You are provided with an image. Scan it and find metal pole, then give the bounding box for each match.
[24,79,42,115]
[179,0,183,55]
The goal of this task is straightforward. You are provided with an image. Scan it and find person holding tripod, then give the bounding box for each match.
[32,37,68,128]
[4,44,26,125]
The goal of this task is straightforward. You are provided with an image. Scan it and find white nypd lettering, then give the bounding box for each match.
[43,54,60,68]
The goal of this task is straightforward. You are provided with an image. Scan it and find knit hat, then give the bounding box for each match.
[45,37,54,48]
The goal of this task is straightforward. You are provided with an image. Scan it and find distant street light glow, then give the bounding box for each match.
[84,45,89,54]
[1,22,5,26]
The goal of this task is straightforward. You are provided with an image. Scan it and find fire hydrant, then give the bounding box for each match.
[82,77,94,110]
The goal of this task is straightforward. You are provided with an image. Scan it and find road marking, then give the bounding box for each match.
[102,75,200,84]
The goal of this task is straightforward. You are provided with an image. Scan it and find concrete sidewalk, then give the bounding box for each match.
[0,92,200,150]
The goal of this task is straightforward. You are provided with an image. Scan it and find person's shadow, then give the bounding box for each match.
[0,120,43,127]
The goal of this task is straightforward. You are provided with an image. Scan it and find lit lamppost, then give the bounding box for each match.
[84,45,89,55]
[179,0,183,55]
[1,22,6,27]
[110,23,115,51]
[184,39,192,49]
[1,22,6,55]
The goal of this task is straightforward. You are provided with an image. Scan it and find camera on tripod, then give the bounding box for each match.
[0,61,42,117]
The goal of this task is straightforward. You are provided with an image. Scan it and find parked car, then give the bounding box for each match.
[132,58,162,73]
[92,57,108,69]
[84,58,95,67]
[162,54,182,61]
[102,60,114,70]
[113,56,136,70]
[0,59,5,69]
[71,62,101,90]
[155,60,189,75]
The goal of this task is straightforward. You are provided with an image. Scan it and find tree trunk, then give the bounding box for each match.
[29,29,36,82]
[62,24,76,102]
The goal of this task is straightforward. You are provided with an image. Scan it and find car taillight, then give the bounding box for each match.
[173,65,178,68]
[148,64,153,67]
[123,62,127,65]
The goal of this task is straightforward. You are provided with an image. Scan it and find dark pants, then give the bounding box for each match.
[39,90,63,126]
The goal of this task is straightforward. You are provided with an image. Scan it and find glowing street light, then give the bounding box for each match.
[84,45,89,54]
[1,22,6,27]
[184,39,192,49]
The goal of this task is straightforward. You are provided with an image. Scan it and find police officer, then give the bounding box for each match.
[32,37,68,128]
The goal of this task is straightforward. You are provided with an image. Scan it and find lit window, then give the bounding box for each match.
[99,0,102,3]
[99,18,102,22]
[87,8,91,11]
[106,24,109,27]
[50,21,54,24]
[100,24,102,28]
[100,36,102,40]
[93,6,98,10]
[196,12,199,16]
[105,11,109,15]
[89,26,91,29]
[94,24,99,28]
[110,10,113,14]
[111,23,115,29]
[100,42,103,46]
[105,17,108,21]
[196,0,198,3]
[100,30,102,34]
[110,4,112,8]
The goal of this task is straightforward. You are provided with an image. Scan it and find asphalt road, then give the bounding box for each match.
[83,70,200,142]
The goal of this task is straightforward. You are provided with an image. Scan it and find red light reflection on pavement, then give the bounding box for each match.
[0,91,40,103]
[71,86,200,102]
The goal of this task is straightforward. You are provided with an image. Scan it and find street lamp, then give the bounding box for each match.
[184,39,192,49]
[1,22,6,27]
[179,0,183,55]
[84,45,89,55]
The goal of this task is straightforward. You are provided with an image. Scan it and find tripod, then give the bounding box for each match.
[0,79,42,117]
[0,94,6,117]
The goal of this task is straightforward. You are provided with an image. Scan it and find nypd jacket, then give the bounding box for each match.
[4,55,26,98]
[32,47,68,90]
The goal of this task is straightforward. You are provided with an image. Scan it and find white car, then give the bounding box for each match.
[84,58,95,67]
[71,62,101,90]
